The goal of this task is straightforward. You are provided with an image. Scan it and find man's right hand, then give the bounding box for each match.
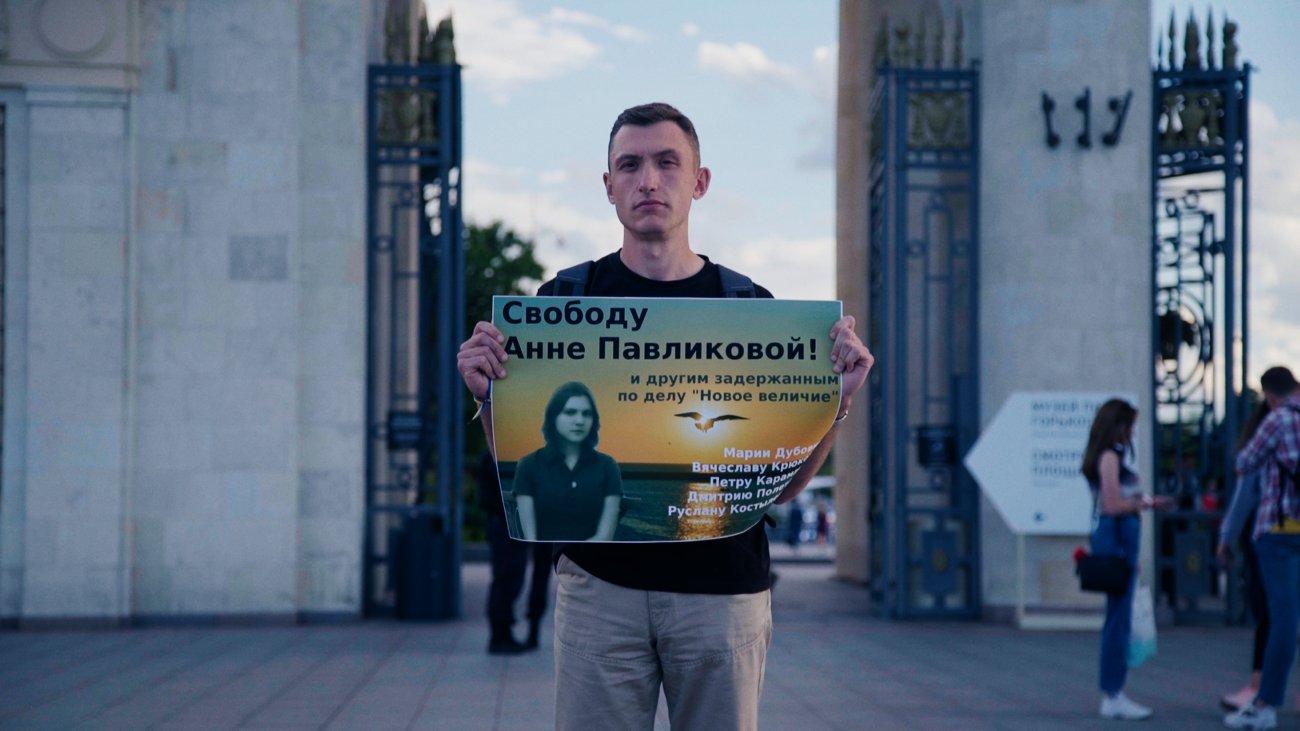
[458,321,508,400]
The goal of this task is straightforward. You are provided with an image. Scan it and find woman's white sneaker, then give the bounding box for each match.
[1100,693,1153,721]
[1224,704,1278,730]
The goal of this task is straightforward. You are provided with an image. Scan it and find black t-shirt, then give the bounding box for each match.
[537,251,776,594]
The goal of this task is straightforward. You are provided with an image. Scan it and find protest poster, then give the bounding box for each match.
[490,296,842,543]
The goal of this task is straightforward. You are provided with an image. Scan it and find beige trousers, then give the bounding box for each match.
[553,555,772,731]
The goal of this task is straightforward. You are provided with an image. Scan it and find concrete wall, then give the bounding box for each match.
[0,89,29,619]
[1,0,369,623]
[8,89,134,621]
[294,0,369,614]
[977,0,1152,615]
[130,0,368,618]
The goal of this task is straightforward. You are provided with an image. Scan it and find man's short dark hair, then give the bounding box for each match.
[607,102,700,169]
[1261,366,1299,397]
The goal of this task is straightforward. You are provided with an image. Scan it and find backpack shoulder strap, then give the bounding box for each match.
[552,261,592,297]
[554,260,753,298]
[717,264,757,298]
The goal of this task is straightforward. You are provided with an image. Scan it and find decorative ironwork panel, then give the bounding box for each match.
[365,63,464,618]
[1151,9,1250,625]
[868,66,980,619]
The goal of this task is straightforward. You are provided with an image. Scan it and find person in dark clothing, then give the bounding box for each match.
[785,502,804,548]
[479,452,553,654]
[1218,402,1273,711]
[457,102,873,729]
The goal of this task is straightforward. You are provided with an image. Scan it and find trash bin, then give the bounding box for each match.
[392,510,459,620]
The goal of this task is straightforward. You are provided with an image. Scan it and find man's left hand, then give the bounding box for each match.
[830,315,873,400]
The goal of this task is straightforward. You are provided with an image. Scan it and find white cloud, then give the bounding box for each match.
[728,236,836,301]
[697,41,803,89]
[462,159,622,278]
[695,39,837,170]
[611,25,647,42]
[682,22,700,38]
[812,44,836,90]
[692,190,836,300]
[797,43,838,170]
[539,169,568,185]
[425,0,622,97]
[548,7,648,43]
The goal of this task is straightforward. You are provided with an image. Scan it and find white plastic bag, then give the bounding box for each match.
[1128,584,1157,668]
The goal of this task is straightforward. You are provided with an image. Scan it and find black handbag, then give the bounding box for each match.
[1077,553,1132,594]
[1077,506,1133,594]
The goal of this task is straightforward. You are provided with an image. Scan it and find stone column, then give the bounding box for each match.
[21,90,133,623]
[0,0,141,624]
[833,0,875,583]
[294,0,368,617]
[977,0,1152,618]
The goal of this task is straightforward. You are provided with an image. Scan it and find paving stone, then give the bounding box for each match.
[0,563,1268,730]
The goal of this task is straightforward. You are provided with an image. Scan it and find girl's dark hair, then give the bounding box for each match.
[1237,402,1273,450]
[1081,398,1138,483]
[541,381,600,451]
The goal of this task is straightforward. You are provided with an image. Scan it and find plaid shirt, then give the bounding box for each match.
[1238,395,1300,539]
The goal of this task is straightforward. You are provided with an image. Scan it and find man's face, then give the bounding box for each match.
[604,121,710,241]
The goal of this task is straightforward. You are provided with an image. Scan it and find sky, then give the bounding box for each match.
[424,0,837,301]
[428,0,1299,384]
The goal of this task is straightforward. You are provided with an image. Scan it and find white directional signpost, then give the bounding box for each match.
[965,391,1138,628]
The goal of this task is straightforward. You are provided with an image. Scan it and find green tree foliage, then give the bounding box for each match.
[464,220,545,332]
[461,221,545,541]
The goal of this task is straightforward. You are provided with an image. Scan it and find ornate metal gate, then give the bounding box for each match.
[364,45,465,618]
[1151,11,1249,624]
[867,26,981,618]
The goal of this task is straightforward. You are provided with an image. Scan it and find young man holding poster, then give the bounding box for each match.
[457,102,873,730]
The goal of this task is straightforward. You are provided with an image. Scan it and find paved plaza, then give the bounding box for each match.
[0,561,1277,730]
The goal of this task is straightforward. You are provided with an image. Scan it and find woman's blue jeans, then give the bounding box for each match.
[1254,533,1300,707]
[1091,514,1140,695]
